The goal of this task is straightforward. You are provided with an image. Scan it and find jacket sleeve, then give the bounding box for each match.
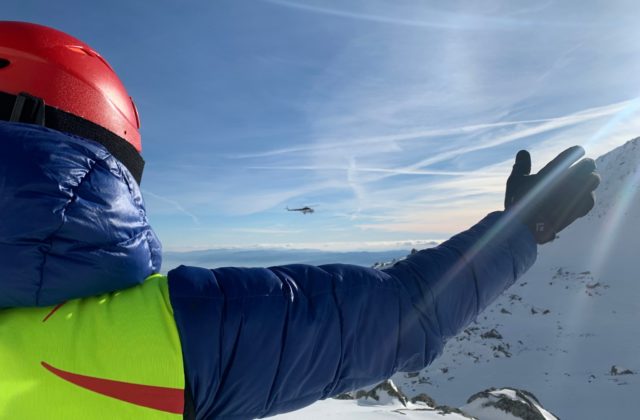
[167,211,537,419]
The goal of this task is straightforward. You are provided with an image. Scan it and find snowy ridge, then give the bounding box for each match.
[273,137,639,419]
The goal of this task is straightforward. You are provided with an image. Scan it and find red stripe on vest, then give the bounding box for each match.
[41,361,184,414]
[42,302,67,322]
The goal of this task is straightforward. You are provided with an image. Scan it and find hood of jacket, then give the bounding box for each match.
[0,122,162,308]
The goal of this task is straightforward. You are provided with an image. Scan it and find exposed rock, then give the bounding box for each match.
[332,393,354,400]
[464,326,480,334]
[610,365,635,376]
[335,368,559,418]
[410,393,436,407]
[509,294,522,302]
[462,387,558,420]
[354,379,408,407]
[492,344,512,358]
[480,328,503,339]
[435,404,475,418]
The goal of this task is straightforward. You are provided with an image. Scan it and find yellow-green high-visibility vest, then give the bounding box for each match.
[0,274,185,419]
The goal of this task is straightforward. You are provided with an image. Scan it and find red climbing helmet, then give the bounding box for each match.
[0,22,145,182]
[0,21,141,150]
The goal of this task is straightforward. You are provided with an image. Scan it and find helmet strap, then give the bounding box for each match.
[10,92,45,125]
[0,91,144,184]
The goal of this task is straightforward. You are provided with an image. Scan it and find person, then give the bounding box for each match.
[0,22,599,420]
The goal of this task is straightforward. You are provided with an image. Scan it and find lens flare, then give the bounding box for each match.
[580,97,640,274]
[590,162,640,275]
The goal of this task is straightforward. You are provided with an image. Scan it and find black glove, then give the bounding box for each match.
[504,146,600,244]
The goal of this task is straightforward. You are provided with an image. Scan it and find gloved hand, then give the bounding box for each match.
[504,146,600,244]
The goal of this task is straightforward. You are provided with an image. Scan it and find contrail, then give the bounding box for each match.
[248,165,500,177]
[142,189,201,225]
[361,98,639,184]
[225,99,634,160]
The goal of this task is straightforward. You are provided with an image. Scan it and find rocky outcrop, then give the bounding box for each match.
[354,379,409,406]
[462,388,558,420]
[334,381,559,419]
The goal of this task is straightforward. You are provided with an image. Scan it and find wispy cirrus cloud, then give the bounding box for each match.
[10,0,640,251]
[223,109,624,161]
[107,1,640,249]
[260,0,596,30]
[248,165,501,177]
[389,99,636,176]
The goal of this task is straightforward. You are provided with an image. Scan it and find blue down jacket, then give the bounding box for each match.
[0,122,162,307]
[0,121,537,419]
[169,211,536,419]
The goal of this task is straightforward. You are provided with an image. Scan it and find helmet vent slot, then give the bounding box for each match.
[0,58,9,69]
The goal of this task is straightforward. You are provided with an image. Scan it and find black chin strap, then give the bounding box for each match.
[0,91,144,184]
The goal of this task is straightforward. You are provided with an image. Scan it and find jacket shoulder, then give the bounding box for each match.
[0,122,162,308]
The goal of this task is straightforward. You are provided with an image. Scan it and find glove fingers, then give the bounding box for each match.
[562,159,600,194]
[505,150,532,208]
[577,191,596,217]
[511,146,597,244]
[538,146,585,179]
[574,157,596,174]
[586,172,601,192]
[567,158,597,182]
[512,150,532,176]
[551,189,596,233]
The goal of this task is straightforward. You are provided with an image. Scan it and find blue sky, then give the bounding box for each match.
[6,0,640,251]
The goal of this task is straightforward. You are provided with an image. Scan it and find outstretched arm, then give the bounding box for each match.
[168,211,536,420]
[169,147,598,419]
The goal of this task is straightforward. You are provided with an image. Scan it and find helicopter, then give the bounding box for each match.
[286,206,315,215]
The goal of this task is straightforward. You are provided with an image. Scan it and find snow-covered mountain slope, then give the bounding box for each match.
[390,137,640,420]
[272,137,640,419]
